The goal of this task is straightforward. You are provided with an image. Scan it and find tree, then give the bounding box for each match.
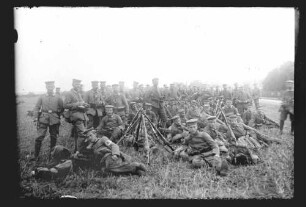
[262,61,294,91]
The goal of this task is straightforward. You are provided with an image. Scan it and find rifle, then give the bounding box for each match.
[35,109,42,130]
[241,123,282,144]
[264,116,280,128]
[218,106,237,143]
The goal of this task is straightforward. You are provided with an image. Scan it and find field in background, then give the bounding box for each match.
[17,96,293,199]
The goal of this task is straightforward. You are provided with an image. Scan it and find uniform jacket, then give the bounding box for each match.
[84,89,104,117]
[222,105,239,115]
[184,131,219,154]
[97,114,123,131]
[145,110,157,125]
[220,89,232,101]
[149,86,163,108]
[34,93,64,125]
[64,89,87,122]
[106,93,129,114]
[251,88,261,100]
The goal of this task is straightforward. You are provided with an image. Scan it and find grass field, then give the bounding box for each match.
[17,96,294,199]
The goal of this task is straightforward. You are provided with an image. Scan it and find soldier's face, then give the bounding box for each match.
[152,79,159,86]
[228,118,237,124]
[73,83,81,91]
[174,118,181,125]
[226,100,232,106]
[92,84,99,90]
[46,85,55,93]
[188,124,197,134]
[106,108,113,115]
[112,86,119,93]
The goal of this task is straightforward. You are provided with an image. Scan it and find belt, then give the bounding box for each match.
[42,109,57,113]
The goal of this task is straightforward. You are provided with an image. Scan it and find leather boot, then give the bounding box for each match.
[49,137,57,160]
[279,120,284,135]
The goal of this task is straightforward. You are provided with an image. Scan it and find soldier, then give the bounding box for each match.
[32,81,64,162]
[130,81,141,101]
[169,83,179,100]
[174,119,229,176]
[165,115,188,144]
[31,131,147,180]
[178,108,187,124]
[232,83,239,107]
[234,86,252,116]
[252,83,261,110]
[96,105,125,142]
[279,80,294,135]
[203,116,230,159]
[144,103,157,126]
[84,81,105,129]
[63,79,89,153]
[119,81,130,101]
[148,78,168,127]
[225,114,263,151]
[100,81,108,103]
[127,101,138,124]
[247,107,280,129]
[106,84,129,125]
[186,100,201,119]
[55,87,61,96]
[220,84,232,103]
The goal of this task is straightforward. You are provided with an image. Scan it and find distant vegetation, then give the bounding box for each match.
[262,61,294,92]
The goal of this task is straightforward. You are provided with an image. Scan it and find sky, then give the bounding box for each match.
[14,7,295,94]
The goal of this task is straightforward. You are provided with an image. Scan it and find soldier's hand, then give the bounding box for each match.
[33,118,38,122]
[111,154,119,160]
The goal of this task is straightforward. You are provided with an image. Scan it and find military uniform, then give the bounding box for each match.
[63,79,88,152]
[148,81,168,126]
[32,135,147,180]
[84,82,105,129]
[106,84,129,124]
[174,119,228,176]
[33,81,64,160]
[234,88,252,115]
[96,106,124,142]
[279,80,294,135]
[251,86,261,110]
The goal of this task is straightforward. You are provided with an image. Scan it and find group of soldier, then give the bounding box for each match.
[29,77,294,180]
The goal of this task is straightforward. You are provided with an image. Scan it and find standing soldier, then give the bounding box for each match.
[252,83,261,110]
[106,84,129,125]
[235,86,252,116]
[279,80,294,135]
[169,83,179,100]
[148,78,168,127]
[32,81,64,162]
[119,81,130,101]
[84,81,105,129]
[63,79,89,153]
[100,81,108,100]
[220,84,232,103]
[232,83,239,108]
[130,81,140,101]
[55,87,61,96]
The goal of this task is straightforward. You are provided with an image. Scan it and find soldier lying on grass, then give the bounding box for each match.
[31,129,147,180]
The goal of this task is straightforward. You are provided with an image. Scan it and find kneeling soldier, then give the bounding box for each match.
[174,119,229,176]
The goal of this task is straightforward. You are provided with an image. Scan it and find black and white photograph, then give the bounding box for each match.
[15,7,298,199]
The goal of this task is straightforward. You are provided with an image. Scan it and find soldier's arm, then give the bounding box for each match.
[33,96,42,118]
[58,96,64,114]
[122,95,129,114]
[96,117,105,131]
[116,115,124,130]
[201,132,219,156]
[64,93,80,109]
[100,136,120,156]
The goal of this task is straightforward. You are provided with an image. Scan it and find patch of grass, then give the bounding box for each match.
[17,96,294,199]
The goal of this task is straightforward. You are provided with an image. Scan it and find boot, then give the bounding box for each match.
[279,120,284,135]
[218,159,229,177]
[49,137,57,160]
[32,141,42,161]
